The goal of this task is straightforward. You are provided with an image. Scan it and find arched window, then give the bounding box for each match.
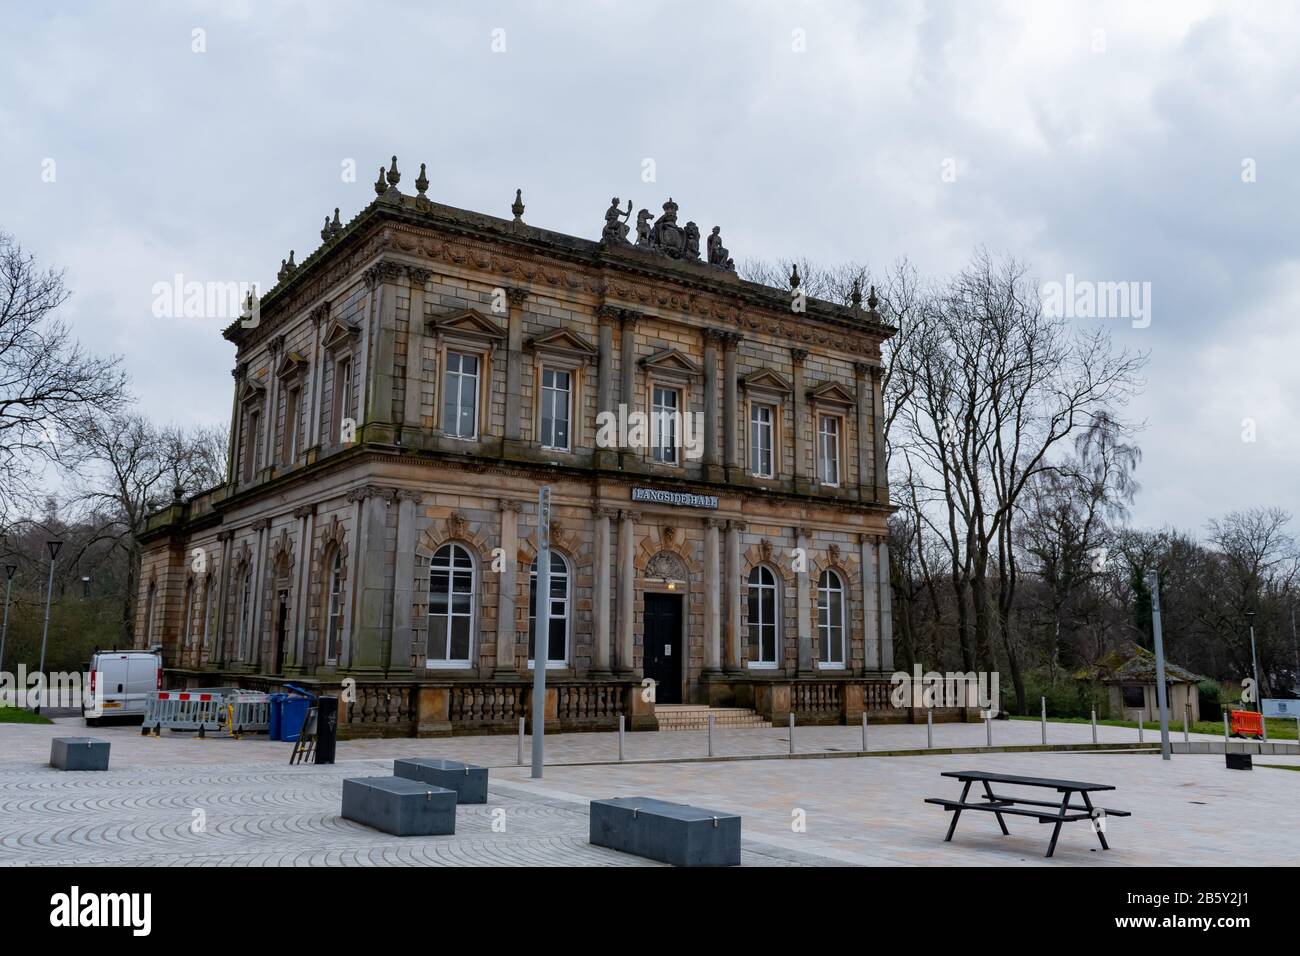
[528,552,570,667]
[325,549,344,665]
[817,570,845,668]
[747,566,780,668]
[237,566,253,660]
[182,579,196,646]
[428,544,474,666]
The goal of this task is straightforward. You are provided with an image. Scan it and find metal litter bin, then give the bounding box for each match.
[315,696,338,764]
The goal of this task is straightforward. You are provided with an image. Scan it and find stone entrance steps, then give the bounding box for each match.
[655,705,771,731]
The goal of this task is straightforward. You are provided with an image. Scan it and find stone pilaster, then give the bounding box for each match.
[703,329,722,481]
[345,485,392,674]
[795,525,814,675]
[722,332,740,477]
[878,538,894,670]
[213,529,234,667]
[615,509,640,672]
[871,365,888,503]
[596,308,618,468]
[619,313,638,465]
[503,286,528,446]
[725,520,744,671]
[703,517,722,671]
[493,499,521,676]
[307,303,328,450]
[389,490,420,673]
[791,348,809,492]
[361,261,402,444]
[860,532,880,672]
[289,504,314,671]
[854,362,872,500]
[401,268,433,447]
[592,507,615,674]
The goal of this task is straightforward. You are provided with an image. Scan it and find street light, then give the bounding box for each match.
[35,540,62,714]
[81,575,91,599]
[1245,610,1261,714]
[0,564,15,676]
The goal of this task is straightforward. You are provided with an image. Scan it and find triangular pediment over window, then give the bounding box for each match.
[238,379,267,405]
[321,318,360,352]
[739,368,792,395]
[528,327,597,358]
[275,351,308,379]
[640,347,701,379]
[426,308,506,343]
[808,380,857,407]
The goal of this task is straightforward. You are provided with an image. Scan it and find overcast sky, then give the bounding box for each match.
[2,0,1295,533]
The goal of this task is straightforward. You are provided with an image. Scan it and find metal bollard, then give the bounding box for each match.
[788,712,795,755]
[927,709,933,749]
[1138,710,1144,744]
[862,712,868,752]
[1183,703,1190,744]
[1091,709,1097,744]
[1223,713,1230,743]
[707,714,714,757]
[618,714,625,762]
[517,716,525,766]
[1041,697,1047,745]
[1262,714,1268,744]
[985,713,992,747]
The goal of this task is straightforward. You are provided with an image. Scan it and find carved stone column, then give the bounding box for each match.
[878,538,894,671]
[795,526,814,675]
[703,518,722,671]
[860,532,880,672]
[725,520,744,671]
[871,365,888,503]
[401,268,432,447]
[854,362,872,500]
[249,517,270,667]
[722,332,740,477]
[214,529,234,667]
[596,308,617,468]
[290,504,314,672]
[226,364,245,488]
[615,509,639,672]
[494,500,521,676]
[619,313,639,464]
[307,303,328,452]
[592,507,615,674]
[361,261,402,444]
[345,485,392,674]
[504,286,527,445]
[703,330,722,481]
[389,490,420,673]
[791,348,809,492]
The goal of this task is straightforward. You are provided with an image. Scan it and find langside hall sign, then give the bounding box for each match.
[631,487,719,510]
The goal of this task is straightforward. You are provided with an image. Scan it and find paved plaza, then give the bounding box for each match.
[1,717,1296,866]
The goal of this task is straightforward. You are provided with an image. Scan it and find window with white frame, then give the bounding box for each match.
[334,358,353,443]
[817,569,846,667]
[427,543,474,665]
[283,386,301,465]
[528,552,570,667]
[325,549,344,664]
[539,367,571,451]
[818,414,841,486]
[443,351,480,439]
[747,565,780,667]
[750,403,775,477]
[651,385,680,464]
[243,409,260,481]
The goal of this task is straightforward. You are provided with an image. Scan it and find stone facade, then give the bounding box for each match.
[136,165,899,736]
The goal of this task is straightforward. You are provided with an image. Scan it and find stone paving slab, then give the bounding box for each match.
[1,717,1295,867]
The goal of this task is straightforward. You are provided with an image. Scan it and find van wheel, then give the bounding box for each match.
[83,715,99,727]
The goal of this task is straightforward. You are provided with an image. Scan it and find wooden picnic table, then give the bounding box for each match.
[925,770,1131,858]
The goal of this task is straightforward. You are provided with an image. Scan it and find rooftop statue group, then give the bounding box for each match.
[601,197,735,271]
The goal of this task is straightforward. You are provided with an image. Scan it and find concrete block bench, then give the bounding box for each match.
[50,737,110,771]
[393,758,488,804]
[589,796,741,867]
[341,776,457,836]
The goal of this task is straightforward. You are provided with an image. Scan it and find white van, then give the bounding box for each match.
[83,650,161,725]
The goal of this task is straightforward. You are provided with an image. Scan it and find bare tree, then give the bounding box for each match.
[0,231,128,518]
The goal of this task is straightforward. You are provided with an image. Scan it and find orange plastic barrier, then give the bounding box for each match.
[1230,709,1263,737]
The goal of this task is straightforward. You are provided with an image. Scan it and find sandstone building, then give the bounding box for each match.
[137,159,898,736]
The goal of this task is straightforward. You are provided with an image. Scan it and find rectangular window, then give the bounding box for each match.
[443,351,480,439]
[651,385,679,464]
[750,403,774,477]
[539,367,571,451]
[283,387,300,466]
[818,414,841,485]
[243,409,260,482]
[335,359,353,443]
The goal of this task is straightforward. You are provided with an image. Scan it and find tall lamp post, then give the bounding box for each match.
[35,540,62,714]
[1245,610,1261,713]
[0,564,15,676]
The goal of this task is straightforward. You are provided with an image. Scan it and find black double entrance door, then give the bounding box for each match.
[643,592,683,705]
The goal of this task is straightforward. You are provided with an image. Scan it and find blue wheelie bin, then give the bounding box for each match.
[280,684,317,743]
[267,693,288,741]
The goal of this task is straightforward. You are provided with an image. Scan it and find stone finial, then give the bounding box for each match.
[373,166,387,196]
[330,207,343,237]
[287,250,296,271]
[867,284,879,316]
[851,277,862,309]
[320,216,331,242]
[415,163,429,197]
[386,155,401,187]
[512,188,525,222]
[173,485,184,503]
[790,263,801,291]
[277,258,288,281]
